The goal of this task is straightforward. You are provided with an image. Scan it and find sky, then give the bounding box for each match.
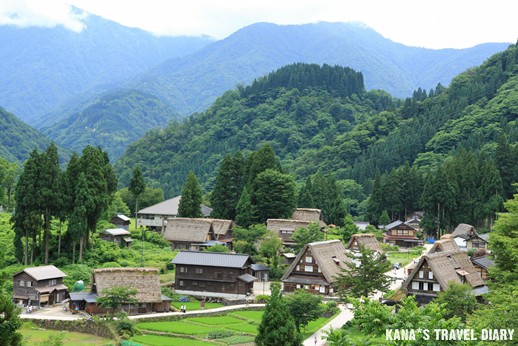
[0,0,516,49]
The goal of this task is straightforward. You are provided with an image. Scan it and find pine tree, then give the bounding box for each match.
[178,171,203,218]
[251,169,296,223]
[297,176,315,208]
[129,166,146,229]
[235,186,254,227]
[210,152,245,220]
[256,283,302,346]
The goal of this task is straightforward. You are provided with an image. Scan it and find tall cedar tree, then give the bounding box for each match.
[178,171,203,218]
[255,283,302,346]
[210,152,245,220]
[129,165,146,229]
[310,173,346,226]
[235,186,254,228]
[334,245,391,300]
[252,169,296,224]
[67,172,90,262]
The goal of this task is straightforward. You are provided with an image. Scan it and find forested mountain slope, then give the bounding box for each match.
[128,22,509,116]
[116,43,518,203]
[0,107,53,163]
[0,13,213,125]
[41,89,179,160]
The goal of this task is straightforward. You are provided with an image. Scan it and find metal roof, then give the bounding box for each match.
[237,274,258,283]
[20,265,67,281]
[102,228,131,236]
[137,195,212,217]
[472,256,495,268]
[171,251,251,268]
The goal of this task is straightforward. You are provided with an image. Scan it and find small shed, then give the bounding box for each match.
[110,214,131,230]
[100,228,132,248]
[251,263,270,282]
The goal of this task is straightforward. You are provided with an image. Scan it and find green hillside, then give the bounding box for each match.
[0,107,53,163]
[116,43,518,212]
[42,89,179,160]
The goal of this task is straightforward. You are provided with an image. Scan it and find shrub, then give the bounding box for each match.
[255,294,270,303]
[207,330,235,339]
[178,295,190,302]
[381,244,399,252]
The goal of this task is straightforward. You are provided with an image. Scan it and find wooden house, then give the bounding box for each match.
[136,195,212,232]
[428,234,459,253]
[471,256,495,281]
[383,220,421,247]
[171,251,256,298]
[110,214,131,230]
[452,224,488,250]
[281,239,352,295]
[402,250,486,304]
[163,218,233,250]
[73,268,171,315]
[266,219,312,246]
[12,265,68,307]
[345,233,384,256]
[100,228,132,248]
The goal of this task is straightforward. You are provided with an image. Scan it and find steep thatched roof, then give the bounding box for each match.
[93,267,162,303]
[346,233,383,254]
[267,219,311,232]
[282,240,352,284]
[163,217,213,243]
[403,250,484,292]
[452,223,478,238]
[428,238,460,253]
[212,219,232,236]
[291,208,326,226]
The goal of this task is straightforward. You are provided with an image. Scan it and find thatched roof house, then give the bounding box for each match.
[452,223,478,238]
[163,218,233,250]
[402,250,486,304]
[282,239,352,295]
[346,233,384,255]
[267,219,312,245]
[428,234,460,253]
[291,208,326,227]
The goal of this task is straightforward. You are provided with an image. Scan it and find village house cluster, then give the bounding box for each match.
[12,196,493,315]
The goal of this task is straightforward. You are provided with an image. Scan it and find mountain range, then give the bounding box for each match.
[0,15,512,163]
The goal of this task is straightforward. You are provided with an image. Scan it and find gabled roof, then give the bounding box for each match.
[281,240,352,284]
[171,250,252,268]
[346,234,383,254]
[428,237,459,253]
[102,228,131,236]
[17,265,67,281]
[471,256,495,269]
[212,219,233,236]
[478,233,490,242]
[137,195,212,217]
[115,214,130,222]
[267,219,312,231]
[452,223,478,238]
[403,250,484,292]
[163,217,213,243]
[93,267,162,303]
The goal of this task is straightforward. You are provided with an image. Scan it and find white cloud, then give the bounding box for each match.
[0,0,87,32]
[0,0,516,48]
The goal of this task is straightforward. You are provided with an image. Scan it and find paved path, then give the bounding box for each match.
[303,303,354,346]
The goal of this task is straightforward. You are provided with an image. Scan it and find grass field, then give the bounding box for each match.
[171,301,224,311]
[131,335,214,346]
[386,248,424,267]
[20,322,113,346]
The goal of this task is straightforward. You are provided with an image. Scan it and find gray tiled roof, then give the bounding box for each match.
[171,251,251,268]
[21,265,67,281]
[472,256,495,269]
[137,195,212,217]
[237,274,258,283]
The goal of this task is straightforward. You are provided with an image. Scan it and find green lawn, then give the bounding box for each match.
[131,335,214,346]
[230,310,263,322]
[186,316,244,325]
[386,250,422,267]
[20,322,113,345]
[136,321,214,335]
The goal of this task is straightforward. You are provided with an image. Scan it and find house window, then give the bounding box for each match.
[214,272,223,279]
[319,286,326,293]
[304,265,313,272]
[411,281,419,290]
[296,265,300,271]
[428,272,434,279]
[433,284,440,292]
[418,271,424,279]
[317,267,321,273]
[304,285,309,289]
[195,268,203,274]
[180,267,188,273]
[26,281,32,287]
[296,285,301,289]
[49,279,57,286]
[19,280,25,287]
[305,256,313,263]
[179,280,185,287]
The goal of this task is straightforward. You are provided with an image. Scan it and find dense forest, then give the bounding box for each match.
[116,43,518,233]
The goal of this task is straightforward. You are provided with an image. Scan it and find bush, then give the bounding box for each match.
[207,329,235,339]
[255,294,270,303]
[381,244,399,252]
